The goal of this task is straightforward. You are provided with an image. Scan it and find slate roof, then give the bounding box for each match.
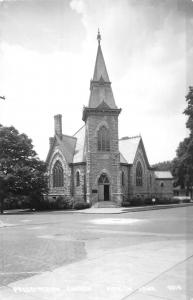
[154,171,173,179]
[119,136,141,164]
[73,125,86,163]
[93,44,110,82]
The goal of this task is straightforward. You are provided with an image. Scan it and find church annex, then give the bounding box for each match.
[46,32,173,206]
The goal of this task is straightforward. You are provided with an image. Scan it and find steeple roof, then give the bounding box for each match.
[88,31,117,109]
[93,31,110,82]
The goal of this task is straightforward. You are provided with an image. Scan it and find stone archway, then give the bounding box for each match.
[98,174,110,201]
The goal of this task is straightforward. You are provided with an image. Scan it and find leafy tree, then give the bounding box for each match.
[152,160,173,172]
[174,86,193,197]
[0,125,48,213]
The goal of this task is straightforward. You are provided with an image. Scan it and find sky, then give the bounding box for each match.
[0,0,193,164]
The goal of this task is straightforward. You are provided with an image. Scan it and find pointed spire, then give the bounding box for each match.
[87,31,118,109]
[93,30,110,82]
[97,29,101,45]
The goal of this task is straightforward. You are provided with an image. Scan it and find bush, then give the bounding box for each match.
[130,197,145,206]
[144,198,153,205]
[73,202,90,210]
[56,196,73,209]
[121,201,131,207]
[3,195,31,210]
[157,197,179,205]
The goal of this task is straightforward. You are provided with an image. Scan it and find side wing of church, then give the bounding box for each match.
[46,32,173,206]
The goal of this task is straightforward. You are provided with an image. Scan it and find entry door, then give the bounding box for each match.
[104,185,109,201]
[98,185,104,201]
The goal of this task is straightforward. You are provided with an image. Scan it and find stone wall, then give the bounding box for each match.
[85,113,122,205]
[154,179,173,199]
[47,147,71,199]
[129,142,153,199]
[72,164,86,201]
[120,165,129,201]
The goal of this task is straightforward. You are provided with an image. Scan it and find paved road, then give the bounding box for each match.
[0,207,193,299]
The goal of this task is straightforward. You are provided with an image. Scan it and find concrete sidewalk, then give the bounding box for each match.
[2,203,193,215]
[0,239,192,300]
[66,202,193,214]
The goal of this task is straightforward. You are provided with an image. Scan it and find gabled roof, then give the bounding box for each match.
[119,136,141,164]
[73,125,86,163]
[154,171,173,179]
[46,134,76,164]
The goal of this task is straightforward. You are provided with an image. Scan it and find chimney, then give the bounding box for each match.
[54,114,62,138]
[49,137,54,148]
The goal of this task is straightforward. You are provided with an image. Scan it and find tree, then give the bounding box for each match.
[174,86,193,197]
[0,125,48,213]
[152,160,173,172]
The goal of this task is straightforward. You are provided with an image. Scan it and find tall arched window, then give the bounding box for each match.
[136,162,143,186]
[98,126,110,151]
[53,160,64,187]
[76,171,80,186]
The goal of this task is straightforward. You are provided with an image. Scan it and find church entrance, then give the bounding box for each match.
[98,174,110,201]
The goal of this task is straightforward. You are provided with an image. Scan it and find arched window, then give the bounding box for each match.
[98,126,110,151]
[98,174,109,184]
[53,160,64,187]
[76,171,80,186]
[121,171,125,186]
[136,162,143,186]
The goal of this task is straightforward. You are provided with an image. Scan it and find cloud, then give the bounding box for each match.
[0,0,85,53]
[0,0,192,163]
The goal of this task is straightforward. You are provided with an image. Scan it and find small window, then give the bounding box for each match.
[136,162,143,186]
[76,171,80,186]
[121,171,125,186]
[160,182,164,188]
[149,174,152,186]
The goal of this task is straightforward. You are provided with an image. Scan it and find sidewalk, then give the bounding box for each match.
[75,202,193,214]
[2,203,193,215]
[0,239,192,300]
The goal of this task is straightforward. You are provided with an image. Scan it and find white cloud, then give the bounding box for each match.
[0,0,191,163]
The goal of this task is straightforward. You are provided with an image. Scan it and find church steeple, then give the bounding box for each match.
[87,31,117,109]
[93,30,110,82]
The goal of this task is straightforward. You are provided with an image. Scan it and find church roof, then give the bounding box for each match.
[154,171,173,179]
[119,136,141,164]
[73,125,86,163]
[46,134,76,164]
[60,134,76,163]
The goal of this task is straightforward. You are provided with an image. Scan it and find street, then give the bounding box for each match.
[0,206,193,299]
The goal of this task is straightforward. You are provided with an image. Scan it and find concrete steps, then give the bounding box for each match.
[93,201,120,208]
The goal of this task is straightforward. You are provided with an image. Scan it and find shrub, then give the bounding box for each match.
[56,196,73,209]
[121,201,131,207]
[73,202,90,210]
[144,198,153,205]
[130,197,145,206]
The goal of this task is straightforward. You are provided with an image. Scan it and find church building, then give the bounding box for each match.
[46,32,173,207]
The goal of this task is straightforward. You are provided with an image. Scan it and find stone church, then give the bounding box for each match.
[46,32,173,206]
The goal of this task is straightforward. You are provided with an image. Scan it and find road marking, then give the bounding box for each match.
[21,219,32,223]
[90,218,145,225]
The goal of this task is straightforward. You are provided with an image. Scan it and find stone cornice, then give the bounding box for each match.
[82,106,121,121]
